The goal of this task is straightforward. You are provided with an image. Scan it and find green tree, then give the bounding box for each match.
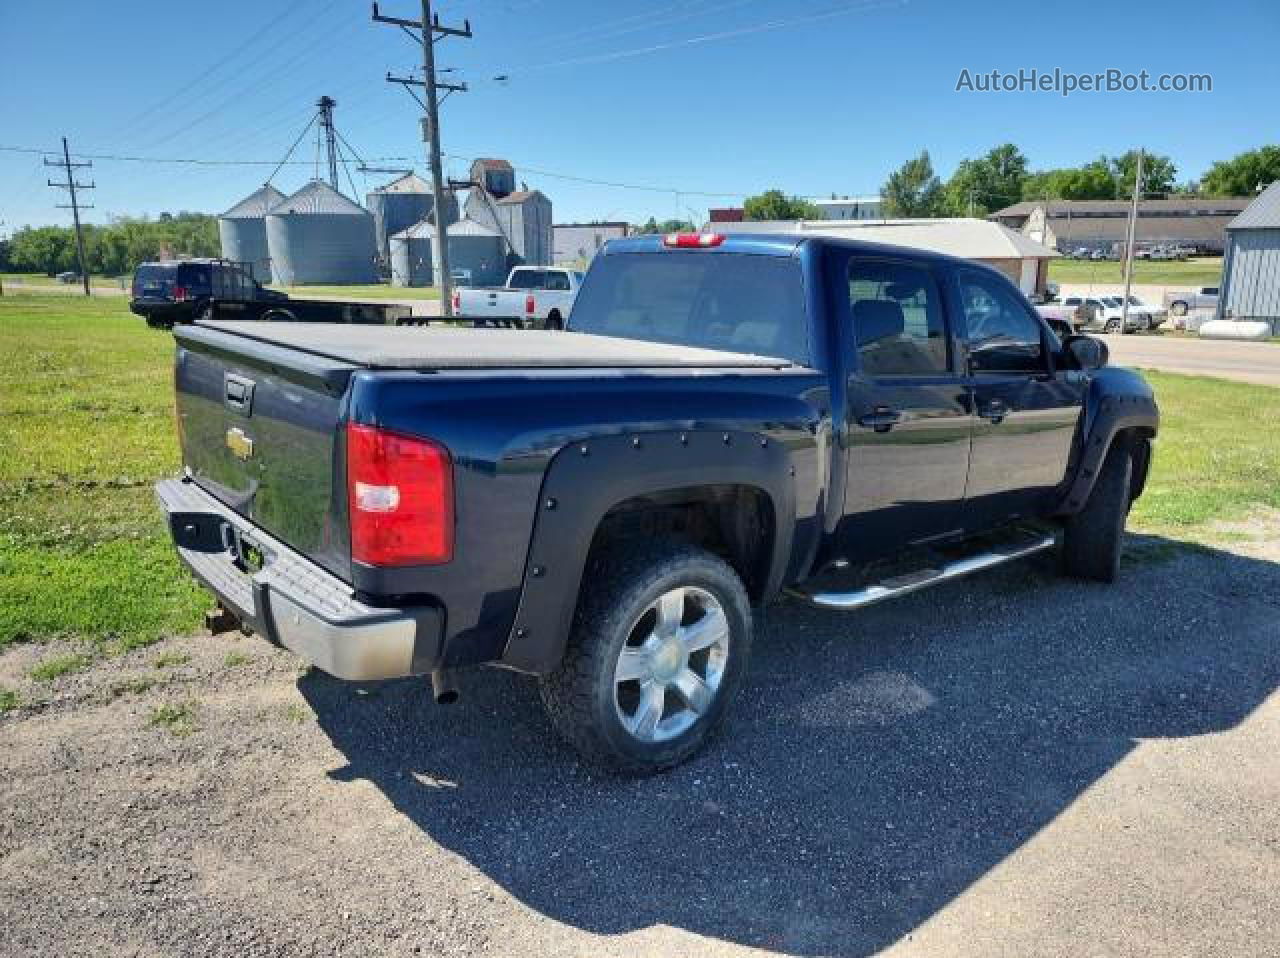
[742,189,820,221]
[5,213,221,277]
[630,217,696,234]
[1109,151,1177,198]
[1200,145,1280,197]
[1022,160,1117,201]
[943,143,1028,216]
[881,150,944,218]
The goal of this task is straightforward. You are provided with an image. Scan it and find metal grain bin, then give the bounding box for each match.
[388,219,434,287]
[218,184,286,282]
[265,180,378,285]
[447,218,509,287]
[367,173,457,264]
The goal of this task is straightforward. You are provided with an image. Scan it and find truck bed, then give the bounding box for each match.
[191,321,793,370]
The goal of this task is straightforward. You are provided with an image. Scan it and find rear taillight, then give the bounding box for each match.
[346,423,453,566]
[172,285,188,302]
[525,294,536,315]
[451,290,460,313]
[662,232,724,248]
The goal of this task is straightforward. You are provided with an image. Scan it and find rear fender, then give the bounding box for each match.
[499,430,796,674]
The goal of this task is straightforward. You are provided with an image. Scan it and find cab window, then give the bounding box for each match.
[957,270,1047,374]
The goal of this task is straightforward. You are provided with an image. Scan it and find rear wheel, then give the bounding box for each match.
[539,544,752,775]
[1104,318,1121,334]
[545,309,564,330]
[1062,437,1133,583]
[1171,301,1189,316]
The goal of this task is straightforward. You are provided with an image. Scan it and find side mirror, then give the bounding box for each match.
[1064,334,1108,371]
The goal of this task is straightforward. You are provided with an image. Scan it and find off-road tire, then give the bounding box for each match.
[539,544,752,775]
[1062,436,1133,582]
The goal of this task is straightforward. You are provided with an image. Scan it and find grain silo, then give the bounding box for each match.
[367,173,458,263]
[265,180,378,285]
[218,184,286,283]
[388,219,434,287]
[447,218,509,287]
[464,186,552,266]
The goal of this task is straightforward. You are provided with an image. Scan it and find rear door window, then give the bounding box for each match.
[848,259,949,376]
[177,263,212,292]
[568,252,809,364]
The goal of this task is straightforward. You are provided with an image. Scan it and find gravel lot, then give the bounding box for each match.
[3,522,1279,958]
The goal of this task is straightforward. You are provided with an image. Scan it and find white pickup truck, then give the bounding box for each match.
[1164,286,1219,318]
[453,266,584,329]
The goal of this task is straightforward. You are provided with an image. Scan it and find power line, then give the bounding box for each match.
[0,144,412,167]
[483,0,903,79]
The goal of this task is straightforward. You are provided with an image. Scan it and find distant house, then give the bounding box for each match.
[812,196,884,220]
[1219,181,1280,333]
[712,217,1059,297]
[552,222,628,264]
[990,197,1252,255]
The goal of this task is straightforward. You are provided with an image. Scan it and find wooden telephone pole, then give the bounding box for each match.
[46,137,94,296]
[373,1,470,316]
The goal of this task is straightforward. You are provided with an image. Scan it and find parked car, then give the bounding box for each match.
[55,271,80,284]
[1165,286,1219,317]
[130,259,411,328]
[1119,294,1166,330]
[453,266,584,329]
[156,232,1157,773]
[1060,295,1142,334]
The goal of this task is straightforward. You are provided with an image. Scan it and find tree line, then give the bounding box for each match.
[2,213,219,277]
[741,144,1280,221]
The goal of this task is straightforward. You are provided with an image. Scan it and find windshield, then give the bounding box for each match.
[568,252,809,364]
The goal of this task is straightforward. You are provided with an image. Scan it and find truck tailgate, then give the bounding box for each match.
[173,325,358,582]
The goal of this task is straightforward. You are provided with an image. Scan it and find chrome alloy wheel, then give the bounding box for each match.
[612,586,731,743]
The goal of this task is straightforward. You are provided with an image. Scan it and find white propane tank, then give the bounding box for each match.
[1198,320,1274,342]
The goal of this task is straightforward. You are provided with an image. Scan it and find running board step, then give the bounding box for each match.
[789,532,1058,611]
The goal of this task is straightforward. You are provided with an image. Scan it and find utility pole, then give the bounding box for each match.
[1121,149,1144,330]
[317,96,340,191]
[45,136,94,296]
[374,1,471,317]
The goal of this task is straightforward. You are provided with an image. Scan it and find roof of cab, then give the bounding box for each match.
[599,231,997,271]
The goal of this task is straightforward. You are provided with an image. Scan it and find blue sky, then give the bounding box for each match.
[2,0,1276,232]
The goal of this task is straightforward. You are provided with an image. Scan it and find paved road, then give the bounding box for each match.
[1105,334,1280,387]
[3,525,1279,957]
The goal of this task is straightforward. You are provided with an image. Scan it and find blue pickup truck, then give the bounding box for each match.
[156,232,1157,774]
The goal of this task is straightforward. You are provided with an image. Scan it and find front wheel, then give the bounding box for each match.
[539,544,752,775]
[1104,318,1121,334]
[1061,437,1133,583]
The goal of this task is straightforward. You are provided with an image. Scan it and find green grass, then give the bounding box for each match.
[148,700,197,736]
[1129,371,1280,531]
[267,283,441,301]
[153,650,191,668]
[0,686,19,712]
[1049,257,1222,287]
[0,291,1275,657]
[29,651,94,681]
[2,273,129,290]
[223,650,251,668]
[0,292,206,651]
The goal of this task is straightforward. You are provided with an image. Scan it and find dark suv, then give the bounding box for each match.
[130,259,284,328]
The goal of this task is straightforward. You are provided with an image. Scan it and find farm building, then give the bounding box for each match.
[366,172,457,265]
[713,217,1058,297]
[265,180,378,285]
[217,184,286,282]
[1219,181,1280,334]
[463,186,553,266]
[552,222,628,264]
[990,197,1252,255]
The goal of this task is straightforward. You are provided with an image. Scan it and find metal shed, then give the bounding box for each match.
[388,219,435,287]
[265,180,378,286]
[366,173,457,265]
[447,218,509,287]
[218,184,286,282]
[1220,181,1280,333]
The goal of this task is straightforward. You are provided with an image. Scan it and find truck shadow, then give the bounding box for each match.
[299,535,1280,956]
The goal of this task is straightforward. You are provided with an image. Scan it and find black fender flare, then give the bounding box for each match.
[498,430,796,673]
[1056,370,1158,516]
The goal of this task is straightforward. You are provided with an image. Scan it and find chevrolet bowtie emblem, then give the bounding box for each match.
[225,427,255,461]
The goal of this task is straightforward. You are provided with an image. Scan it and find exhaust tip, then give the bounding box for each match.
[430,669,460,705]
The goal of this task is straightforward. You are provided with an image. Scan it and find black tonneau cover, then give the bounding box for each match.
[188,321,792,370]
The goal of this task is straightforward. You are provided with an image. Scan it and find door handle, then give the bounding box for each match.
[857,406,903,433]
[979,399,1008,424]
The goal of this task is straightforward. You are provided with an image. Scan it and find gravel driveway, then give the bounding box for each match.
[3,525,1279,957]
